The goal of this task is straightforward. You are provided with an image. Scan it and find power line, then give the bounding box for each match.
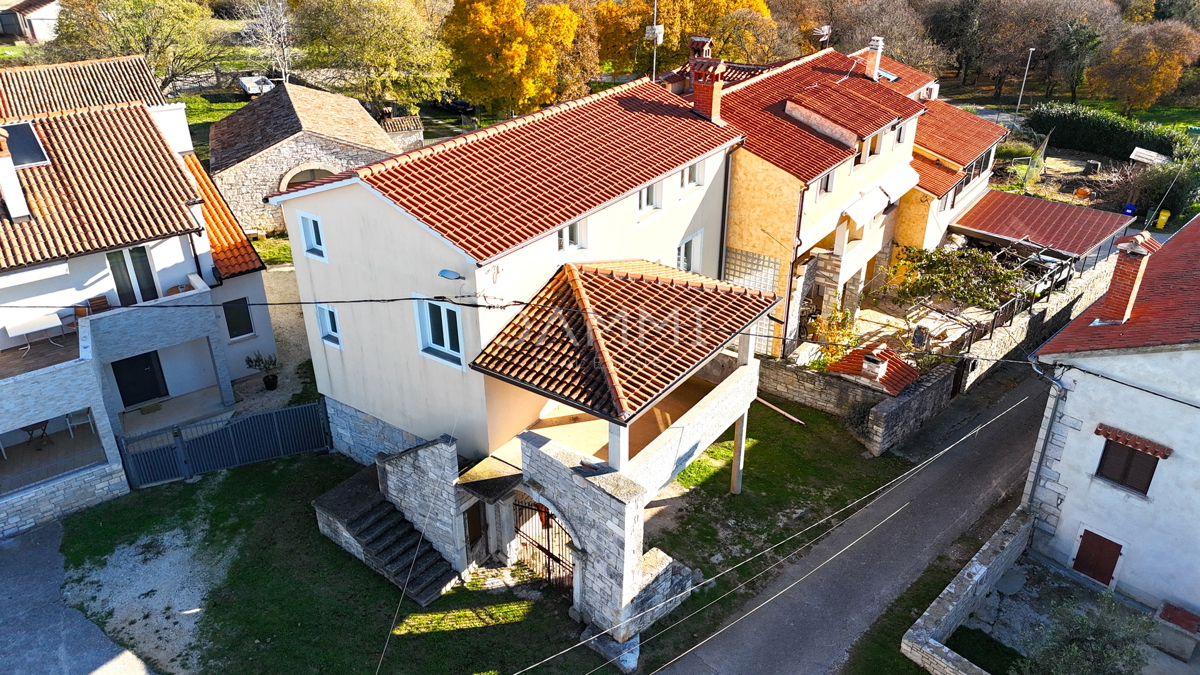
[1055,362,1200,411]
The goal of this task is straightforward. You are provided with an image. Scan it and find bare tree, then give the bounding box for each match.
[239,0,294,81]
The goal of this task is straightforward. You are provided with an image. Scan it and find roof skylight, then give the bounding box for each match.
[877,69,901,82]
[3,122,48,168]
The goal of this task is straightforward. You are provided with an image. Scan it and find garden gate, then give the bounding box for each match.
[514,496,574,589]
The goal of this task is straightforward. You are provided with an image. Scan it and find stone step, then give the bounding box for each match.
[384,540,434,577]
[374,528,422,565]
[359,510,406,543]
[405,549,445,583]
[347,501,393,535]
[409,567,459,607]
[364,519,415,555]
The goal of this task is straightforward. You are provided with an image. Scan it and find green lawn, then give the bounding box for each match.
[176,93,249,163]
[251,234,292,265]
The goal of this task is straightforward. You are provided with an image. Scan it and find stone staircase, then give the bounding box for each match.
[314,467,458,607]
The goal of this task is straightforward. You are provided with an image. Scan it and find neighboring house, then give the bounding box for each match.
[270,79,776,664]
[378,113,423,152]
[209,84,398,235]
[0,56,273,537]
[1025,226,1199,618]
[0,0,59,42]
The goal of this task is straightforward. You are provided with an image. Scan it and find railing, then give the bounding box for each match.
[0,446,108,497]
[948,259,1076,354]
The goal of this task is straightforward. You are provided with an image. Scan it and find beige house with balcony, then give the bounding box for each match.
[0,57,274,537]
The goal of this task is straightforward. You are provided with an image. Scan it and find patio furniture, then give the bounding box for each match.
[5,313,65,356]
[86,295,112,314]
[66,409,96,438]
[20,420,53,449]
[61,304,90,332]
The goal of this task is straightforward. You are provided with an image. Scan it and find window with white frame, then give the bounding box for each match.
[676,231,702,273]
[638,182,660,212]
[680,161,702,191]
[855,140,867,165]
[317,303,341,347]
[222,297,254,340]
[895,121,907,146]
[418,299,463,366]
[106,246,159,306]
[557,222,582,252]
[869,133,881,157]
[299,212,326,259]
[818,170,835,196]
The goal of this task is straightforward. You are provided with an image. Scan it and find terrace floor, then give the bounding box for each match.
[524,376,717,463]
[0,424,106,496]
[856,296,993,352]
[0,331,79,380]
[119,385,233,438]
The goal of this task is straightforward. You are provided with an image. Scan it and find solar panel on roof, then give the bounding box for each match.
[877,69,900,82]
[3,122,48,167]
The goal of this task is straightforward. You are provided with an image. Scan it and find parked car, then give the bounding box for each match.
[437,93,474,114]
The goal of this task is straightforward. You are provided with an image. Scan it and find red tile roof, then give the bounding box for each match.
[471,260,778,423]
[953,190,1133,257]
[271,79,743,264]
[10,0,56,14]
[663,59,779,86]
[845,50,938,97]
[916,99,1007,167]
[1095,423,1173,459]
[718,50,924,182]
[788,85,901,139]
[0,56,167,117]
[827,344,921,396]
[380,115,423,133]
[0,103,202,272]
[182,153,265,278]
[210,84,397,173]
[911,154,964,197]
[1038,221,1200,356]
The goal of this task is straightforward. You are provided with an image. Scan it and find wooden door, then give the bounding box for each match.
[1073,530,1122,585]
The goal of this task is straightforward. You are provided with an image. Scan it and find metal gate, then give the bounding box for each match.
[514,496,574,589]
[119,400,331,488]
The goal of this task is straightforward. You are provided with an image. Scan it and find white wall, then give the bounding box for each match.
[210,272,277,380]
[1036,347,1200,609]
[25,2,58,41]
[150,104,193,155]
[159,336,218,396]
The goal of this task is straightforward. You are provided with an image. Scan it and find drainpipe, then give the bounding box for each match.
[1026,355,1067,520]
[779,187,807,358]
[717,140,743,279]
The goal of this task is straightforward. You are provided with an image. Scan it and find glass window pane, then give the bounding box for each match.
[326,307,337,335]
[128,247,158,302]
[222,298,254,339]
[310,218,322,247]
[428,303,445,348]
[447,308,460,354]
[107,251,138,306]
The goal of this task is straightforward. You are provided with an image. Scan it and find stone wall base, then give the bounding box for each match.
[0,462,129,538]
[326,397,425,466]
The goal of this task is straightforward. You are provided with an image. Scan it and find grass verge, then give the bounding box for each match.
[177,93,249,163]
[287,359,320,406]
[252,234,292,265]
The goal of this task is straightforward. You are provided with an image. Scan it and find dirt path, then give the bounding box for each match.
[232,264,311,415]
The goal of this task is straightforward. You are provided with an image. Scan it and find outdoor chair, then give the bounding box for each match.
[61,304,90,333]
[66,409,95,438]
[86,295,112,314]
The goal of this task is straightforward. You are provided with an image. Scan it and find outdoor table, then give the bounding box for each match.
[6,313,64,356]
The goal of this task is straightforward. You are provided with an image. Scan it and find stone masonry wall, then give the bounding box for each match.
[1,463,128,538]
[326,396,425,466]
[866,363,956,455]
[962,257,1114,391]
[213,134,394,234]
[759,356,887,417]
[902,509,1032,675]
[1021,386,1075,540]
[376,436,464,570]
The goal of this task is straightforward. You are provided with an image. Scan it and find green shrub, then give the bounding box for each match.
[996,141,1037,160]
[1026,102,1190,160]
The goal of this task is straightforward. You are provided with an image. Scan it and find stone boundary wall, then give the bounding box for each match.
[326,396,424,466]
[0,463,128,538]
[376,436,464,571]
[902,509,1033,675]
[759,357,887,418]
[866,363,956,455]
[962,257,1114,390]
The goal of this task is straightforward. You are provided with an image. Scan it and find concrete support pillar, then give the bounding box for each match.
[738,332,752,366]
[496,495,518,565]
[730,410,748,495]
[608,422,629,472]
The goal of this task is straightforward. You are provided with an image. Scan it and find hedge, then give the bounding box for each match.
[1025,103,1190,161]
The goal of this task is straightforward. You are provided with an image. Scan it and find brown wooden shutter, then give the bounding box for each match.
[1097,441,1132,484]
[1074,530,1122,585]
[1125,450,1159,494]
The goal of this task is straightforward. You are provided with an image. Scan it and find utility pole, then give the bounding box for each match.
[1015,48,1036,115]
[645,0,663,81]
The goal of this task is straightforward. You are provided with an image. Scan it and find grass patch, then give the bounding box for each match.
[287,358,320,406]
[251,233,292,265]
[176,93,249,163]
[946,626,1023,674]
[638,395,912,670]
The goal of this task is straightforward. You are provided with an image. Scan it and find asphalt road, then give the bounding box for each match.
[659,364,1049,675]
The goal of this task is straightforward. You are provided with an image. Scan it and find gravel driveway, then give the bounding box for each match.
[232,264,311,416]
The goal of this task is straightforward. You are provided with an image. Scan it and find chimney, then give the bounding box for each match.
[861,350,888,381]
[382,106,394,120]
[865,36,884,81]
[0,128,30,220]
[1093,231,1162,325]
[691,57,728,125]
[689,36,713,62]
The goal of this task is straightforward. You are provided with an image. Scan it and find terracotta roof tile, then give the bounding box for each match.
[826,344,920,396]
[916,99,1007,166]
[663,59,779,85]
[1038,221,1200,355]
[10,0,56,14]
[1095,423,1173,459]
[182,153,265,278]
[471,260,778,423]
[272,79,744,263]
[209,84,397,173]
[845,50,938,97]
[719,50,924,183]
[380,116,423,133]
[0,56,166,117]
[788,85,901,139]
[0,103,201,272]
[953,189,1133,257]
[911,154,964,197]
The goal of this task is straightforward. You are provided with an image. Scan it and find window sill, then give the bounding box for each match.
[321,335,342,350]
[420,346,465,370]
[637,208,663,226]
[1090,475,1152,501]
[304,249,327,263]
[677,185,703,203]
[228,333,257,345]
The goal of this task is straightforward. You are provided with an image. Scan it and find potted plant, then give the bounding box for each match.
[245,351,281,390]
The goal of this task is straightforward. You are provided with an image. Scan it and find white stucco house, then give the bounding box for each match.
[0,56,275,536]
[0,0,59,42]
[1025,226,1199,628]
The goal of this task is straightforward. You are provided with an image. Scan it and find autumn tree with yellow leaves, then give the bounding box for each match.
[1087,20,1200,114]
[443,0,580,114]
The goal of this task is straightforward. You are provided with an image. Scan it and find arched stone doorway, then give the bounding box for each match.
[280,163,336,191]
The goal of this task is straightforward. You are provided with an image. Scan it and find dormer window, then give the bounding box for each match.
[557,221,582,252]
[819,171,835,196]
[869,133,881,157]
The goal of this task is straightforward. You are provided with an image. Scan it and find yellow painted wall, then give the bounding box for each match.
[895,189,933,249]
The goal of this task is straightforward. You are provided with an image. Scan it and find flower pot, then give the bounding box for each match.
[263,374,279,391]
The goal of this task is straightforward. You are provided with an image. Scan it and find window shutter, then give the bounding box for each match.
[1125,450,1158,495]
[1096,441,1131,484]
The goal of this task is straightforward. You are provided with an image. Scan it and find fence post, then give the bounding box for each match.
[318,398,332,451]
[116,436,140,489]
[172,426,192,480]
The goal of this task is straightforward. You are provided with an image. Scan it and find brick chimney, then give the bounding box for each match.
[691,57,728,125]
[1093,231,1162,325]
[0,128,30,220]
[864,36,885,81]
[861,349,888,381]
